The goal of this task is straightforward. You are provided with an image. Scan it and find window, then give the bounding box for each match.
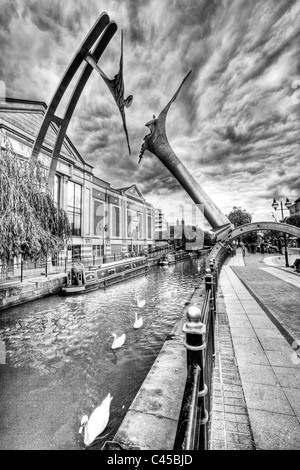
[138,212,143,239]
[148,215,152,239]
[127,210,139,239]
[67,181,82,236]
[92,245,104,257]
[85,188,91,235]
[112,206,120,237]
[54,175,61,207]
[94,201,104,235]
[71,245,81,260]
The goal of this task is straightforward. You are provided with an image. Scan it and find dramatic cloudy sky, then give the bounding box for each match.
[1,0,299,226]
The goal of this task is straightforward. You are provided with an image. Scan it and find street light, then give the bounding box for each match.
[271,198,292,267]
[102,224,108,260]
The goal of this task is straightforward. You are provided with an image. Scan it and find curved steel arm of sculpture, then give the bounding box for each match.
[138,71,231,231]
[85,30,133,155]
[30,12,128,193]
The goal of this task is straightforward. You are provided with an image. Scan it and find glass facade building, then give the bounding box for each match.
[0,98,156,263]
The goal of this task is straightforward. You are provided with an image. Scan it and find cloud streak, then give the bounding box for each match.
[0,0,299,223]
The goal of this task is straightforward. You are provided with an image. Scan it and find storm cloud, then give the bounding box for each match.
[0,0,299,222]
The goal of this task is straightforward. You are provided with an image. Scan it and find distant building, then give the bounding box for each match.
[0,98,156,262]
[154,208,169,242]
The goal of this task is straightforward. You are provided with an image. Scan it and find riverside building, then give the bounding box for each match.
[0,98,156,264]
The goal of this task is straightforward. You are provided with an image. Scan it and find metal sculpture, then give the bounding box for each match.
[86,30,133,155]
[30,12,132,192]
[138,71,232,235]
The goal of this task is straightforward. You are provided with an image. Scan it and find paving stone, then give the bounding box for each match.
[265,351,299,368]
[230,327,256,338]
[212,396,223,404]
[282,388,300,416]
[211,420,225,431]
[238,364,279,386]
[248,409,300,450]
[212,429,226,441]
[227,315,253,328]
[212,403,224,412]
[234,348,269,366]
[273,367,300,389]
[248,315,276,329]
[242,382,294,415]
[256,337,291,352]
[235,414,250,424]
[211,440,226,450]
[225,421,238,431]
[237,423,251,433]
[226,443,254,450]
[255,328,285,340]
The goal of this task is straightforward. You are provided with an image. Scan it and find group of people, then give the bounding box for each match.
[227,241,246,257]
[227,239,284,256]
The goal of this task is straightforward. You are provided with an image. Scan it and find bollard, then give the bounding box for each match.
[183,305,208,450]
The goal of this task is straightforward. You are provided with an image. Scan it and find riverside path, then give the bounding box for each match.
[210,248,300,450]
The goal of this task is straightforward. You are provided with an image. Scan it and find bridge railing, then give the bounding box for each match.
[173,248,228,450]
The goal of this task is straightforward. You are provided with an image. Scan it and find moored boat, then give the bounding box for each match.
[61,257,149,295]
[159,253,176,265]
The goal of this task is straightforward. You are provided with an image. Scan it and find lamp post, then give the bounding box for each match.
[271,198,292,267]
[103,224,107,261]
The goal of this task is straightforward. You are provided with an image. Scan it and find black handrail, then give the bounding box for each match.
[174,248,229,450]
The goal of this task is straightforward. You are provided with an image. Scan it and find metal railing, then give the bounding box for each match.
[0,247,176,284]
[173,252,227,450]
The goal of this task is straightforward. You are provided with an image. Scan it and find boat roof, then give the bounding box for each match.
[97,256,146,269]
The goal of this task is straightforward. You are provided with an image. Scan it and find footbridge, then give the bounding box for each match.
[209,221,300,263]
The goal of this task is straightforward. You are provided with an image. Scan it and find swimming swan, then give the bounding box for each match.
[134,312,143,329]
[79,393,113,446]
[111,333,126,349]
[137,298,146,308]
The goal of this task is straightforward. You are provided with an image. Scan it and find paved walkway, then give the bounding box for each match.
[211,249,300,450]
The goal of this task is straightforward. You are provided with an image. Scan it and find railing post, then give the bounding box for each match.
[183,306,208,450]
[209,260,217,315]
[21,257,23,283]
[205,268,215,364]
[45,257,48,278]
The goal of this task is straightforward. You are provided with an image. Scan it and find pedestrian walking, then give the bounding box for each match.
[241,241,246,257]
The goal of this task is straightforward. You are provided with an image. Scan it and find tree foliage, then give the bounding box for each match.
[0,131,71,268]
[286,214,300,228]
[226,206,252,228]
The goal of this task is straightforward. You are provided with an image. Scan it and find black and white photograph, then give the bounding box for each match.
[0,0,300,454]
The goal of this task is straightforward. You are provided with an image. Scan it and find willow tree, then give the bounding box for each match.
[0,131,71,270]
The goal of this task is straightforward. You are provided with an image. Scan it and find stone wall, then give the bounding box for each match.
[0,274,66,311]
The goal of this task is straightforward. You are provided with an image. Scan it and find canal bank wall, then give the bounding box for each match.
[112,280,207,450]
[0,273,66,311]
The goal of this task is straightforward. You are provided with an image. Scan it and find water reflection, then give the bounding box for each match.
[0,257,205,450]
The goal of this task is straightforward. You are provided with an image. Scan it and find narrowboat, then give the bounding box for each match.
[159,253,176,266]
[60,256,149,295]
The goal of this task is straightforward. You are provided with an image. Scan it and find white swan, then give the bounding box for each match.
[137,298,146,308]
[111,333,126,349]
[134,312,143,329]
[79,393,113,447]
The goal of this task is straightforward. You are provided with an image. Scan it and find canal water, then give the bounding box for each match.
[0,257,206,450]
